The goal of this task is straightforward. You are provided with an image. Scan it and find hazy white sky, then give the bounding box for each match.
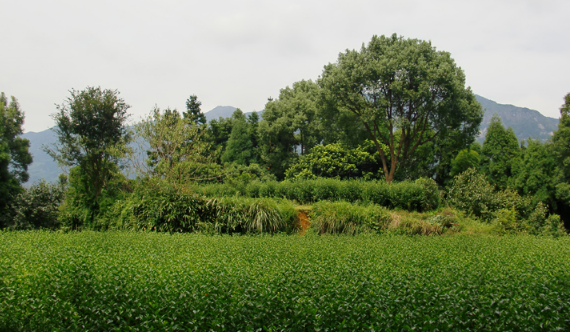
[2,0,569,132]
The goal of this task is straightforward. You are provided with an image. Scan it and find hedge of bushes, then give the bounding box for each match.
[90,185,297,234]
[197,178,440,212]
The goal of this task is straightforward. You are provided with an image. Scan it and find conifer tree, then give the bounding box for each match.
[480,115,520,189]
[222,109,254,165]
[184,95,206,126]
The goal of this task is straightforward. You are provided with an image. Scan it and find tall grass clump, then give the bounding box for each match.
[206,197,296,233]
[311,201,392,234]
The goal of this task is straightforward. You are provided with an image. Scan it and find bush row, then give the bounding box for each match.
[88,185,296,234]
[197,177,440,211]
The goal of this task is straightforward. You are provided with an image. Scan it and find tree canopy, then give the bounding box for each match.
[0,93,32,227]
[184,94,206,126]
[45,87,131,212]
[319,34,482,183]
[133,107,218,187]
[553,93,570,208]
[222,109,255,166]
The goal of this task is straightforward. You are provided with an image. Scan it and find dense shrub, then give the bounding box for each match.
[5,181,65,230]
[199,178,440,212]
[107,184,208,232]
[101,183,296,234]
[448,168,563,234]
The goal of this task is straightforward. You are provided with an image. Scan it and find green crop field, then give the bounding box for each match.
[1,232,570,331]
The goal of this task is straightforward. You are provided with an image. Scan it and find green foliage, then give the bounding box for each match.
[207,197,295,234]
[450,148,480,177]
[552,93,570,226]
[58,166,129,230]
[0,93,32,227]
[513,138,557,207]
[481,115,521,189]
[222,110,255,165]
[311,201,391,234]
[204,115,234,163]
[199,177,440,212]
[45,87,131,221]
[132,107,220,186]
[449,168,509,220]
[2,233,570,331]
[285,142,377,180]
[247,111,261,163]
[4,180,65,230]
[319,33,483,183]
[553,92,570,182]
[448,168,558,234]
[100,180,295,234]
[258,80,323,178]
[183,94,206,126]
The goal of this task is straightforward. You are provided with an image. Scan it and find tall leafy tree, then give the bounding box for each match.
[259,80,323,178]
[133,107,218,187]
[319,34,482,183]
[204,115,236,164]
[184,94,206,126]
[0,93,33,227]
[258,101,298,179]
[480,115,520,189]
[552,93,570,225]
[45,87,131,214]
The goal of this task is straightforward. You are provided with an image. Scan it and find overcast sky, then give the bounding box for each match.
[2,0,569,133]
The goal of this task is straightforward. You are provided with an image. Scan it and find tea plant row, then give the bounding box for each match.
[2,232,570,331]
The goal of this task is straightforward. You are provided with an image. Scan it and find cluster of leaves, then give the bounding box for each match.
[199,177,440,212]
[2,232,570,331]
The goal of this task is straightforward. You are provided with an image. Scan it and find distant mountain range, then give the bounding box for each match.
[21,97,559,185]
[204,106,261,122]
[475,95,559,143]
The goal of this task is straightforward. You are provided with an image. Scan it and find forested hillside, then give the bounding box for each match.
[476,95,559,143]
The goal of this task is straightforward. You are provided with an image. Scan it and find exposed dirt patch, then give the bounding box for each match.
[296,210,311,235]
